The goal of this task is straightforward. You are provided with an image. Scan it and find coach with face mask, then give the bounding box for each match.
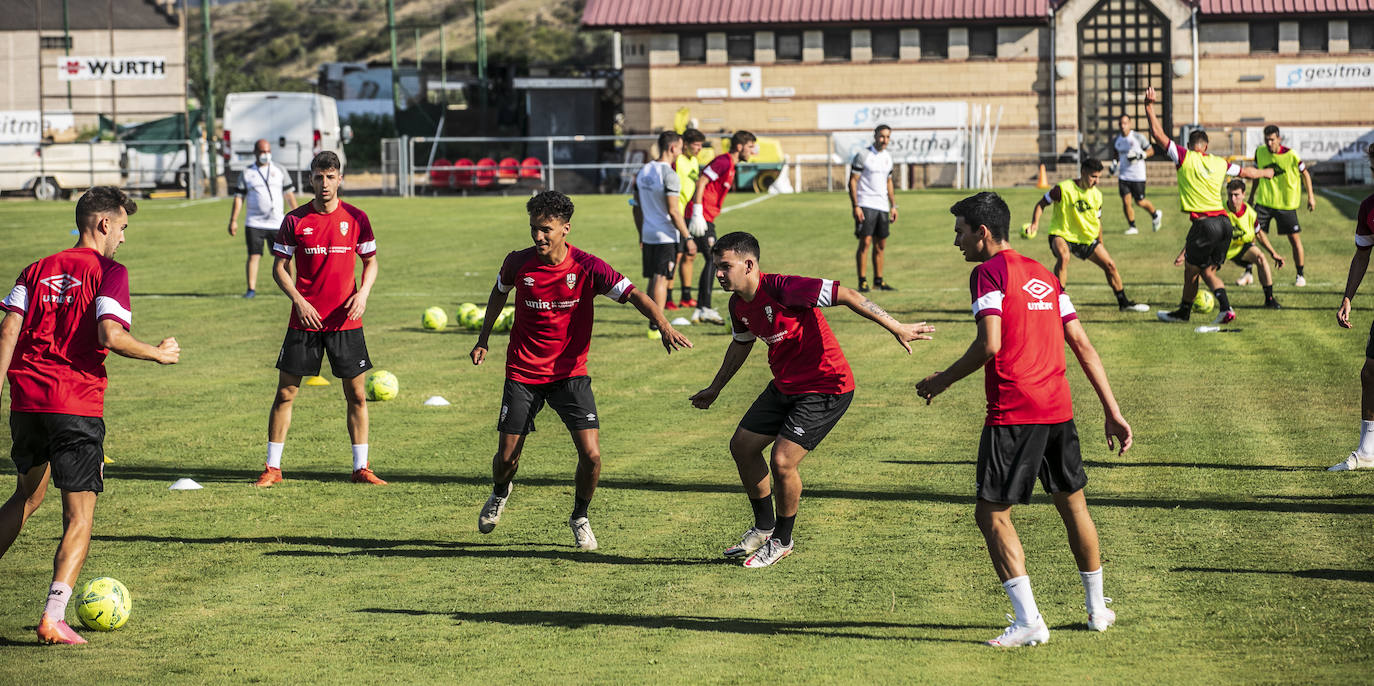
[228,139,298,299]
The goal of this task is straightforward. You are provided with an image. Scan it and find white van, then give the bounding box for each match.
[0,142,123,199]
[221,92,351,189]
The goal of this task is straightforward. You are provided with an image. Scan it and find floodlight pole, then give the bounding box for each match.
[200,0,218,195]
[475,0,487,117]
[388,0,401,115]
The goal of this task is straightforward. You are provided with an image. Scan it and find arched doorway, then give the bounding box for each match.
[1077,0,1171,160]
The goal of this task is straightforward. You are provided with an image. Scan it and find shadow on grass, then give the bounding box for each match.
[354,608,979,643]
[1081,459,1308,472]
[104,466,1374,515]
[1172,566,1374,583]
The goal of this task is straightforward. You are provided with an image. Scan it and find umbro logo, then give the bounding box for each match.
[302,227,314,236]
[39,274,81,294]
[586,413,596,421]
[792,426,805,435]
[523,276,536,287]
[1022,278,1053,301]
[359,360,367,367]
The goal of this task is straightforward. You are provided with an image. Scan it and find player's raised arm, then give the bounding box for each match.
[626,288,692,352]
[1235,164,1275,180]
[916,313,1000,404]
[834,286,933,353]
[1142,87,1171,151]
[471,283,511,365]
[1063,319,1131,454]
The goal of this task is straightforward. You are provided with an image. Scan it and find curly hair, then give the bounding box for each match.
[526,190,575,223]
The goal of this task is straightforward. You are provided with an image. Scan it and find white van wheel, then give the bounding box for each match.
[33,177,61,201]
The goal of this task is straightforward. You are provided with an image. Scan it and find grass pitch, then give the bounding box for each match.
[1,186,1372,683]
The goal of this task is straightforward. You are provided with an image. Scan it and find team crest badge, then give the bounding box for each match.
[566,273,577,289]
[340,221,349,236]
[764,305,774,323]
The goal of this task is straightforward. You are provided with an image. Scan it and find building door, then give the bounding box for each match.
[1077,0,1171,161]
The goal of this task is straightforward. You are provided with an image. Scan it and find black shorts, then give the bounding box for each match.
[276,328,373,379]
[1184,215,1232,269]
[641,242,678,280]
[1117,180,1147,201]
[498,376,599,435]
[10,411,105,493]
[1230,242,1256,268]
[245,227,276,256]
[1255,205,1300,235]
[679,224,716,255]
[976,420,1087,505]
[854,207,891,240]
[738,382,853,452]
[1050,235,1100,261]
[1366,318,1374,360]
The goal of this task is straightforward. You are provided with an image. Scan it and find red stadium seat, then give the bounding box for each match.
[498,157,520,184]
[453,158,475,188]
[475,157,497,188]
[430,158,450,188]
[519,157,543,180]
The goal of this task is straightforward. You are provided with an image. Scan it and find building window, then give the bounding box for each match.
[1351,19,1374,51]
[969,26,997,58]
[40,35,72,50]
[920,28,948,60]
[726,32,754,63]
[1249,21,1278,53]
[871,28,899,61]
[1299,20,1327,52]
[679,34,705,63]
[775,31,802,62]
[823,29,850,61]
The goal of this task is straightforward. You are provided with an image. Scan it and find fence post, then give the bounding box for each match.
[826,133,833,191]
[400,135,410,197]
[89,140,95,189]
[546,137,555,192]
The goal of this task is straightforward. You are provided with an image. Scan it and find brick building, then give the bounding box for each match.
[583,0,1374,186]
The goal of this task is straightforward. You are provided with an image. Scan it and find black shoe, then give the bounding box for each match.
[857,278,869,293]
[874,280,896,291]
[1264,298,1282,309]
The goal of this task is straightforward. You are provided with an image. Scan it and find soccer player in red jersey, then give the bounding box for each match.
[470,191,691,550]
[689,231,934,568]
[256,151,385,487]
[0,187,180,645]
[916,192,1132,647]
[686,131,756,325]
[1332,143,1374,472]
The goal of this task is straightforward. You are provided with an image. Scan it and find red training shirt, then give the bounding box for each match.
[271,201,376,331]
[969,250,1078,426]
[497,244,635,384]
[2,248,132,417]
[699,154,736,222]
[728,273,854,395]
[1355,192,1374,250]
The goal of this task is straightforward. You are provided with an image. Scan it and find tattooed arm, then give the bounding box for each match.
[834,286,934,354]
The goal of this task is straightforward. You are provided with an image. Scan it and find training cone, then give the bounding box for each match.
[103,455,115,464]
[423,395,451,407]
[1036,164,1050,189]
[169,478,203,490]
[304,375,330,386]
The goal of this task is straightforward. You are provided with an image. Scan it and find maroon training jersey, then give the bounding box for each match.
[497,244,635,384]
[969,250,1078,426]
[700,154,736,222]
[1,248,132,417]
[728,273,854,395]
[1355,192,1374,249]
[271,201,376,331]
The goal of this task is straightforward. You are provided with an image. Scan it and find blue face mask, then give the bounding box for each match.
[256,152,271,165]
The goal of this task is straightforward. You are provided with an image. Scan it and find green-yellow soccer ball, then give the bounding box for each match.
[457,303,478,322]
[494,306,515,333]
[1193,289,1216,314]
[464,307,486,331]
[421,306,448,331]
[365,370,399,401]
[76,577,131,631]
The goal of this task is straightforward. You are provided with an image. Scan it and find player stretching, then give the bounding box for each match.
[848,124,898,292]
[1246,125,1317,287]
[1143,86,1272,325]
[1113,114,1164,235]
[632,130,695,336]
[670,128,707,310]
[689,232,933,568]
[256,151,386,487]
[687,130,756,325]
[1025,157,1150,312]
[917,192,1131,647]
[471,191,691,550]
[0,187,180,644]
[1174,180,1284,309]
[1331,143,1374,471]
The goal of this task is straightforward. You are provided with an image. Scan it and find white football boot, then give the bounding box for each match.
[1088,598,1116,632]
[742,538,793,568]
[986,615,1050,647]
[478,486,511,534]
[723,526,773,558]
[569,516,599,551]
[1328,452,1374,471]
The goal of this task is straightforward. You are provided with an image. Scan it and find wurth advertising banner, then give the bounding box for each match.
[56,56,168,81]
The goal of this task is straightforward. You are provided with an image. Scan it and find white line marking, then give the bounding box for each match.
[1321,188,1363,205]
[719,194,776,214]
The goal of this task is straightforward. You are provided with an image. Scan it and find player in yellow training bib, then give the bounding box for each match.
[1026,157,1149,312]
[1175,179,1284,309]
[1248,125,1317,287]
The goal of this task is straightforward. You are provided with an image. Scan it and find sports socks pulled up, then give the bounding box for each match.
[572,497,590,520]
[266,441,284,469]
[45,582,72,619]
[1002,575,1041,626]
[749,495,775,531]
[493,480,512,498]
[772,514,797,547]
[352,444,368,471]
[1080,568,1107,613]
[1214,287,1232,312]
[1358,420,1374,457]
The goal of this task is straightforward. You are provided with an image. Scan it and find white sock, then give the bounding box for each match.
[266,442,284,469]
[1080,567,1106,612]
[45,582,72,619]
[1358,421,1374,456]
[1002,575,1041,626]
[352,444,368,471]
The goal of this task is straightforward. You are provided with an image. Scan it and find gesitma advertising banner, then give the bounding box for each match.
[56,56,168,81]
[833,130,965,164]
[818,101,967,130]
[0,110,75,143]
[1244,127,1374,162]
[1275,63,1374,89]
